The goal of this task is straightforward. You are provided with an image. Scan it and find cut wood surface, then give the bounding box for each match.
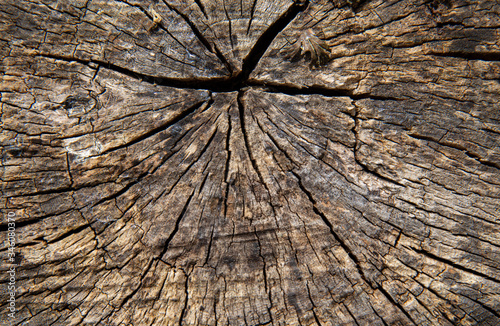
[1,0,500,325]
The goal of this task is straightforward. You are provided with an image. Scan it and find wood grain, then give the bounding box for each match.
[1,0,499,325]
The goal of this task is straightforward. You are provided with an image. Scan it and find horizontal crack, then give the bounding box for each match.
[430,51,500,62]
[36,53,239,91]
[248,80,404,100]
[33,0,311,93]
[34,53,401,101]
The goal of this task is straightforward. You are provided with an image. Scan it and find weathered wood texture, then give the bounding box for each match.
[1,0,500,325]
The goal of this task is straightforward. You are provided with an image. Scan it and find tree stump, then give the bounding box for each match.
[1,0,500,325]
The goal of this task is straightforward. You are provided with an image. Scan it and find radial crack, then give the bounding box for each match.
[193,0,208,19]
[414,248,500,284]
[223,107,233,217]
[350,103,406,187]
[376,285,418,325]
[101,100,208,155]
[223,0,234,50]
[118,258,156,309]
[159,190,196,262]
[247,0,258,34]
[290,170,374,287]
[239,0,310,81]
[237,91,267,188]
[179,268,190,325]
[248,80,404,101]
[161,0,234,75]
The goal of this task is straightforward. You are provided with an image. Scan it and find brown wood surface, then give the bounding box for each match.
[1,0,500,325]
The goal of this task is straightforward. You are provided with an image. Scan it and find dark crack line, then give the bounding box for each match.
[36,53,234,91]
[376,285,419,325]
[398,195,500,232]
[152,125,219,206]
[100,100,207,155]
[148,96,217,177]
[252,109,296,170]
[248,79,404,101]
[203,224,215,266]
[263,125,417,323]
[198,164,212,191]
[351,106,407,188]
[464,295,500,320]
[97,117,219,240]
[305,282,323,326]
[261,97,325,147]
[158,190,195,264]
[290,170,374,286]
[90,172,149,209]
[0,207,76,231]
[161,0,234,75]
[238,0,309,81]
[407,133,500,170]
[409,273,464,320]
[40,0,305,94]
[413,295,438,323]
[223,0,234,50]
[65,152,74,187]
[344,304,362,326]
[247,0,258,34]
[237,91,268,189]
[439,312,460,326]
[46,223,93,244]
[413,248,500,284]
[25,266,87,300]
[193,0,208,19]
[5,100,209,204]
[34,53,397,100]
[254,227,274,324]
[179,267,190,326]
[116,0,193,56]
[430,51,500,62]
[223,107,232,217]
[87,113,217,236]
[370,304,390,326]
[257,100,398,230]
[118,258,156,309]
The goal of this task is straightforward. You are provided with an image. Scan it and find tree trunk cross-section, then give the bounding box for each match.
[1,0,500,325]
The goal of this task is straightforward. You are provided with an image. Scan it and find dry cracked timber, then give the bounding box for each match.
[1,0,500,325]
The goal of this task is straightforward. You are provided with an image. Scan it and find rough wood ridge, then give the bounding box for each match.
[1,0,500,325]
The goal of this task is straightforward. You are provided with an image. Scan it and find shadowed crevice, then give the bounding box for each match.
[35,1,310,93]
[159,190,196,263]
[118,258,157,310]
[407,134,500,171]
[100,101,208,155]
[248,79,405,101]
[376,285,419,325]
[161,0,235,75]
[414,248,500,284]
[430,51,500,62]
[237,0,310,82]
